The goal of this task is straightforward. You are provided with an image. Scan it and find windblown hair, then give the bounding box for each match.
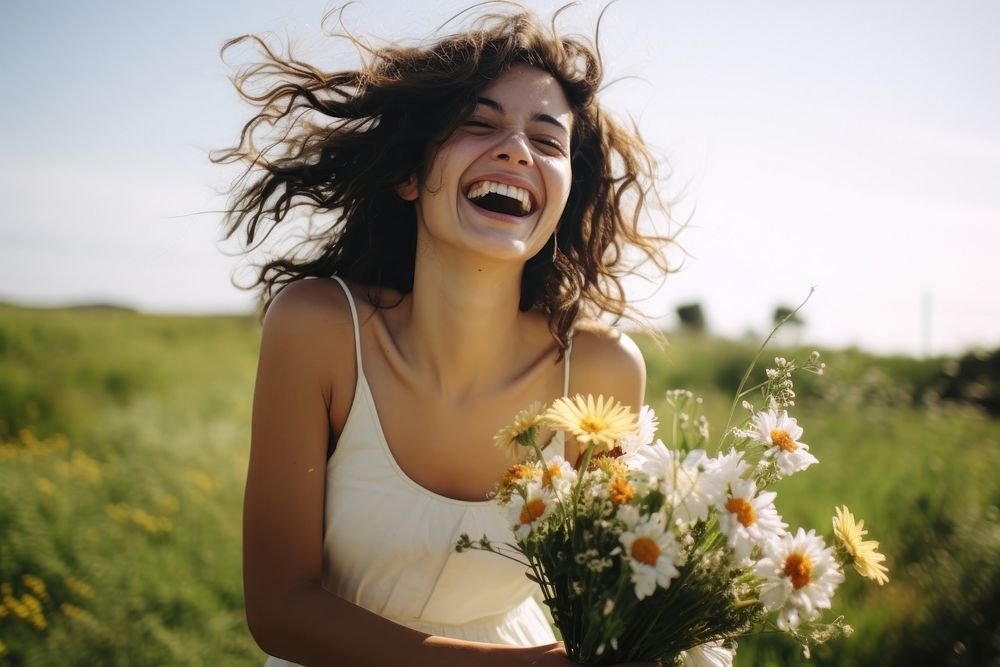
[214,4,674,351]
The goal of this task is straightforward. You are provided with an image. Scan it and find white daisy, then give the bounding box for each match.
[616,502,641,528]
[625,441,727,523]
[539,455,577,497]
[617,404,660,455]
[750,409,818,477]
[755,528,845,630]
[506,481,556,541]
[710,448,749,489]
[717,479,787,564]
[620,436,665,471]
[679,640,734,667]
[619,514,681,600]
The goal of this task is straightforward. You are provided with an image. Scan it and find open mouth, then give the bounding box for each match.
[465,180,537,217]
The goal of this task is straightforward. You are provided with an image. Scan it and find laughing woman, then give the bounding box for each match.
[215,6,672,665]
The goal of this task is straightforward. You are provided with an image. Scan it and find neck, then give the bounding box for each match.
[395,244,530,399]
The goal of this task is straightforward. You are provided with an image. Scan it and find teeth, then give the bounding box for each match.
[467,180,533,214]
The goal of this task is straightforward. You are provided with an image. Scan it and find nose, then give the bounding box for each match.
[493,131,533,167]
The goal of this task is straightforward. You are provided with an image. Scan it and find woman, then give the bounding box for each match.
[216,6,671,665]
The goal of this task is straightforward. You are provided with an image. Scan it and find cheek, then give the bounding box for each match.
[420,140,460,194]
[547,163,573,207]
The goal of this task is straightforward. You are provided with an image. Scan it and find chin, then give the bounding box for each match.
[460,225,552,263]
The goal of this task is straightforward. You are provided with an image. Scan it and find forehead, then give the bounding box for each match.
[477,65,573,126]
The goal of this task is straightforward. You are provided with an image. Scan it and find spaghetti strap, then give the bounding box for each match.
[330,276,363,374]
[562,335,573,397]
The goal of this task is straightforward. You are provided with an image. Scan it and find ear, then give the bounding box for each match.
[396,175,419,201]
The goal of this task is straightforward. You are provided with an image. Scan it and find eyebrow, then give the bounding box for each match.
[475,96,569,134]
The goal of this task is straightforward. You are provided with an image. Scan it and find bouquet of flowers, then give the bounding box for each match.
[457,349,889,665]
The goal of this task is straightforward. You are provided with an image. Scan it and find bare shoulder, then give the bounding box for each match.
[258,278,363,391]
[264,278,354,331]
[569,320,646,410]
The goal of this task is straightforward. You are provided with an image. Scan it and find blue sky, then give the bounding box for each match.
[2,1,998,356]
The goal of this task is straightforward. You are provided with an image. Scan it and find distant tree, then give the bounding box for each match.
[933,347,1000,416]
[772,305,805,346]
[676,303,706,334]
[772,305,804,328]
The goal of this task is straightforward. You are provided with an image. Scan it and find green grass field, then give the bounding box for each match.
[1,304,997,665]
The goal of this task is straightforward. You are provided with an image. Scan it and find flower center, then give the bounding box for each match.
[580,416,609,434]
[542,464,563,488]
[783,552,813,590]
[770,428,798,452]
[608,477,635,505]
[630,537,660,565]
[519,498,546,524]
[725,497,757,527]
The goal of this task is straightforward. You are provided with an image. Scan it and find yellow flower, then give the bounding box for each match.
[35,478,56,496]
[496,463,541,503]
[493,401,545,458]
[60,602,92,622]
[608,476,635,505]
[22,575,47,602]
[183,468,217,495]
[4,594,29,619]
[832,506,889,585]
[544,395,637,453]
[594,457,629,479]
[106,503,130,523]
[65,577,95,600]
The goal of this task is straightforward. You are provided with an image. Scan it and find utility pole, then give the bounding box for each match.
[922,290,932,358]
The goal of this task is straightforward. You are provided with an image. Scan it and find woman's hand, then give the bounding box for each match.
[511,642,658,666]
[508,641,570,665]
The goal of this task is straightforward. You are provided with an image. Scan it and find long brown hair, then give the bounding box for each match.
[213,4,675,351]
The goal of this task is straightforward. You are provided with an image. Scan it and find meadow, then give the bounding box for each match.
[0,303,997,666]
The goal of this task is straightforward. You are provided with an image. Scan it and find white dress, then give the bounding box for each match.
[264,277,569,665]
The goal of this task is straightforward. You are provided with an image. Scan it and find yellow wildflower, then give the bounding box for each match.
[593,456,628,478]
[22,575,47,602]
[832,506,889,585]
[544,395,637,453]
[65,577,95,600]
[183,468,217,495]
[106,503,130,523]
[4,594,28,619]
[496,463,541,503]
[608,476,635,505]
[69,450,103,483]
[131,508,172,534]
[153,490,180,514]
[493,401,545,459]
[60,602,92,622]
[21,594,41,615]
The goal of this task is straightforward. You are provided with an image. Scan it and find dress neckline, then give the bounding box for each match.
[355,370,498,507]
[330,275,571,507]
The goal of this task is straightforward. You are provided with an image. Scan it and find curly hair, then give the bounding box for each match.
[213,3,674,352]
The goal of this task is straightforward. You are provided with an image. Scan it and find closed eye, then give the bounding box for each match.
[532,136,566,155]
[463,119,566,155]
[534,137,563,149]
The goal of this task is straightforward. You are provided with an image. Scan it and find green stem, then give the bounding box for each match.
[572,445,595,509]
[722,287,814,441]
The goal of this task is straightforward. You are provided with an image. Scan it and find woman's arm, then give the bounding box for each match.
[242,281,570,666]
[561,326,647,465]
